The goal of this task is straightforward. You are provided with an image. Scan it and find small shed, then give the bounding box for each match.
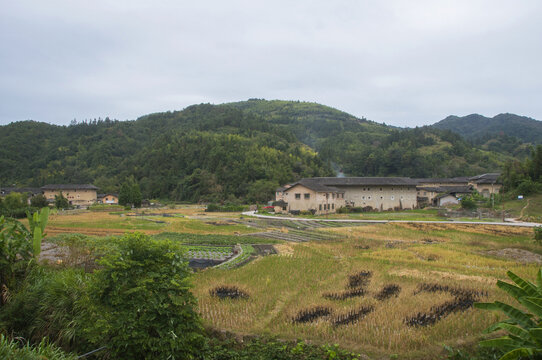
[436,194,459,207]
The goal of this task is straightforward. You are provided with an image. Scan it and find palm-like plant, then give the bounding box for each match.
[475,269,542,360]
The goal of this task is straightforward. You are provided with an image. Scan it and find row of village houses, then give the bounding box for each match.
[0,184,117,207]
[0,173,500,212]
[274,173,501,215]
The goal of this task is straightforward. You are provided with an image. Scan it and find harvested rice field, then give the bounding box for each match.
[193,222,540,359]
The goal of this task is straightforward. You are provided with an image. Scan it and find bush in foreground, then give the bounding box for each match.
[83,233,205,359]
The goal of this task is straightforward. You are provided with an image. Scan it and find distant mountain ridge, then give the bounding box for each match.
[432,113,542,144]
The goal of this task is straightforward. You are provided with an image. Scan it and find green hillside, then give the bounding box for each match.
[0,100,513,201]
[432,113,542,157]
[228,100,508,177]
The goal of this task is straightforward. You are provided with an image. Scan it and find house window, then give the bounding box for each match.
[332,204,335,209]
[380,196,383,199]
[304,193,310,199]
[380,188,383,191]
[391,196,394,200]
[295,193,301,199]
[368,196,371,200]
[362,196,365,200]
[319,204,322,210]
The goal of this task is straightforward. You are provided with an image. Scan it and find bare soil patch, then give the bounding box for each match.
[485,248,542,264]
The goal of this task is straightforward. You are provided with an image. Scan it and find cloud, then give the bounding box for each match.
[1,0,541,126]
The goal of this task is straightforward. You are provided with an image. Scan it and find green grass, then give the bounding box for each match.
[502,193,542,220]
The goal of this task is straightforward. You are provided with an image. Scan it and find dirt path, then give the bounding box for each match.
[520,199,531,219]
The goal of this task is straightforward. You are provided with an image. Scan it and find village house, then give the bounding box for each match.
[97,193,119,205]
[416,185,473,207]
[468,173,501,197]
[41,184,98,208]
[274,179,345,215]
[0,187,42,204]
[275,177,417,214]
[276,173,501,214]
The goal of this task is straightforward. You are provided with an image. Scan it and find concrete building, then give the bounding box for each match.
[274,179,345,215]
[275,177,417,214]
[41,184,98,207]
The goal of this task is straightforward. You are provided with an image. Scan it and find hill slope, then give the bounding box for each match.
[433,113,542,145]
[0,100,512,200]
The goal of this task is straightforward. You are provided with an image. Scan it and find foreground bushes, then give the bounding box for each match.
[0,335,76,360]
[1,226,362,359]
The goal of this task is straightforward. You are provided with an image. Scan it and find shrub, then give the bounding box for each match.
[83,233,205,359]
[0,334,76,360]
[30,194,49,209]
[0,267,89,350]
[0,215,33,297]
[474,269,542,359]
[534,227,542,243]
[460,196,477,210]
[516,180,542,196]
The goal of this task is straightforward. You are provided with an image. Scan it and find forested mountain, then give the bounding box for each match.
[0,100,513,201]
[228,100,507,177]
[432,113,542,157]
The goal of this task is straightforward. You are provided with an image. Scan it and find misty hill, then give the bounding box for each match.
[0,100,511,201]
[432,113,542,156]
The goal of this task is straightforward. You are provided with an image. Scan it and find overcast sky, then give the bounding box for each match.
[1,0,541,127]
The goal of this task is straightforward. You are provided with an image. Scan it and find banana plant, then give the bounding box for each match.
[474,269,542,360]
[26,207,49,257]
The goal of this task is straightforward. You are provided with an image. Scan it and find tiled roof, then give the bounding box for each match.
[415,177,469,184]
[0,187,42,195]
[288,179,344,193]
[417,185,473,193]
[468,173,501,184]
[310,177,418,186]
[41,184,98,190]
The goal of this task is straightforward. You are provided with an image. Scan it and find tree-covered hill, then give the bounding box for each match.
[0,100,514,201]
[432,113,542,157]
[228,100,508,178]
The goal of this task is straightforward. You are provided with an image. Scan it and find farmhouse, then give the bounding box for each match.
[274,178,345,215]
[41,184,98,207]
[0,187,42,204]
[275,177,417,214]
[468,173,501,197]
[416,185,473,207]
[276,173,501,214]
[98,193,119,205]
